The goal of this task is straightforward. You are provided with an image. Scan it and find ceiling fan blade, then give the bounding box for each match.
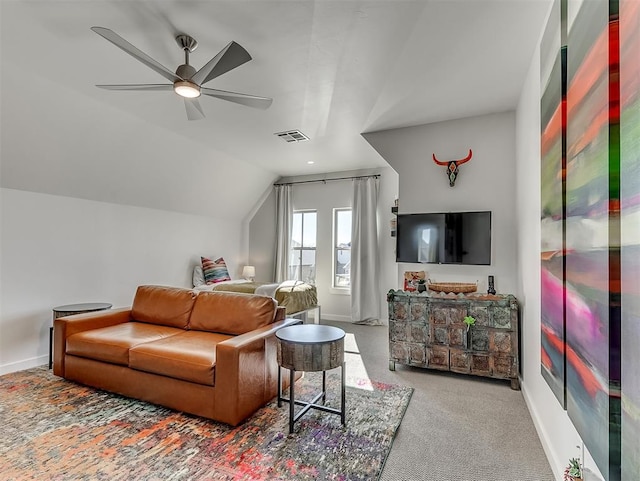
[201,88,273,110]
[96,84,174,91]
[192,41,252,86]
[184,98,205,120]
[91,27,182,83]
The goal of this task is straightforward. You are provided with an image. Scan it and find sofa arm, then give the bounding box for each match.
[53,307,132,377]
[214,317,301,425]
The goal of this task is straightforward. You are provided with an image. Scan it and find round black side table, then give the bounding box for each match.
[49,302,112,369]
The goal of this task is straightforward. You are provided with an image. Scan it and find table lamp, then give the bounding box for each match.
[242,265,256,281]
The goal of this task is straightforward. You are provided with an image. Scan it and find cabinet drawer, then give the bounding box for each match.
[390,341,427,367]
[491,355,516,379]
[430,303,467,325]
[491,331,513,354]
[450,349,470,373]
[470,354,491,375]
[428,346,450,370]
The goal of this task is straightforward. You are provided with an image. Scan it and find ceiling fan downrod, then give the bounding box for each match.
[174,34,198,82]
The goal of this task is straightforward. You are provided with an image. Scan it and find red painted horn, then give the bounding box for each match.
[432,153,449,166]
[432,149,473,166]
[455,149,473,165]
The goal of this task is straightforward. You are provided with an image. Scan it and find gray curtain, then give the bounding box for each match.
[350,177,381,325]
[274,184,292,282]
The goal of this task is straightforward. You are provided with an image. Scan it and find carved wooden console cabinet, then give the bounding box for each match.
[387,290,520,389]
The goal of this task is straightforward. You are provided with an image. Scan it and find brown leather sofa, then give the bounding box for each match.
[53,285,300,426]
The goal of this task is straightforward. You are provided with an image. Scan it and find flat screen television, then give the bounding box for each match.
[395,211,492,265]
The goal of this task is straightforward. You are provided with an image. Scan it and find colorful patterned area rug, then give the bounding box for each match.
[0,367,412,481]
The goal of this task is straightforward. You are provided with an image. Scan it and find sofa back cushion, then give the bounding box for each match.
[190,291,277,335]
[131,285,196,329]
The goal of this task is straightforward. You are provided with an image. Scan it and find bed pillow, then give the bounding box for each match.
[193,265,205,287]
[201,256,231,284]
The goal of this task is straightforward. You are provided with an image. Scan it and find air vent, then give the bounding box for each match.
[275,130,309,143]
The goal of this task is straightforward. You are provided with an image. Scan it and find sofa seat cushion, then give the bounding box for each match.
[66,322,183,366]
[129,331,233,386]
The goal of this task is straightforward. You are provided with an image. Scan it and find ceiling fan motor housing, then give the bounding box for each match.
[176,64,197,80]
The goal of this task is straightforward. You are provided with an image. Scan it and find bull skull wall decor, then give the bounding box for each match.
[432,149,473,187]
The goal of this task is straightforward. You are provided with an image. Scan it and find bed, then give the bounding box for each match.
[193,275,320,323]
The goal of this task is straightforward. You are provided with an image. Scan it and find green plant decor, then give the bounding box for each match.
[463,316,476,331]
[563,458,582,481]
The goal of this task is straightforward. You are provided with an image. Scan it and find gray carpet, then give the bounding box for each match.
[324,320,555,481]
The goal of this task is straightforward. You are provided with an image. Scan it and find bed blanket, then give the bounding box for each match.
[194,281,317,315]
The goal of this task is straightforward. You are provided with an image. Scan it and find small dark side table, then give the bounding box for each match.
[276,324,346,433]
[49,302,112,369]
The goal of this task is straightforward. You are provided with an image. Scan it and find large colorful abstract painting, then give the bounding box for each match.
[565,1,620,479]
[620,0,640,478]
[540,0,566,408]
[540,0,639,478]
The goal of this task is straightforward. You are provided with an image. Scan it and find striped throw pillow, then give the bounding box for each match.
[201,256,232,284]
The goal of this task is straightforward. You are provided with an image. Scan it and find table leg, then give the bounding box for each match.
[289,368,295,434]
[341,361,346,425]
[277,366,282,407]
[322,370,326,403]
[49,326,54,369]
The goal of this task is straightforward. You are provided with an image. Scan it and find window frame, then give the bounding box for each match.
[290,209,317,284]
[332,207,352,290]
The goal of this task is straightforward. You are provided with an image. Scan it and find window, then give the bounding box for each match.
[290,210,317,284]
[334,208,352,288]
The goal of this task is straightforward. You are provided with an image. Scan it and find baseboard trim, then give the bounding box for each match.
[520,381,562,481]
[321,314,352,323]
[0,355,48,376]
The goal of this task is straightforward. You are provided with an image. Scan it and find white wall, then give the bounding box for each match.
[516,25,601,481]
[0,188,244,374]
[248,188,278,284]
[377,167,401,318]
[363,111,518,295]
[248,167,398,322]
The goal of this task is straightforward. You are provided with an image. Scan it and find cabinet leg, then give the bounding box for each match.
[389,360,396,371]
[510,377,521,390]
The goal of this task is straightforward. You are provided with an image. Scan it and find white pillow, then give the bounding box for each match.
[193,265,205,287]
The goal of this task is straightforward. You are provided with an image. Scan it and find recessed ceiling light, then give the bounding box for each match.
[307,161,315,165]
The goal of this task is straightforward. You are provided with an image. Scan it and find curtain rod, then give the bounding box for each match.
[274,174,380,186]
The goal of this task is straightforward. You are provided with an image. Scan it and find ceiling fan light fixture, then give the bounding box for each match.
[174,81,201,98]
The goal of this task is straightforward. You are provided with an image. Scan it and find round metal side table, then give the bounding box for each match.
[276,324,346,433]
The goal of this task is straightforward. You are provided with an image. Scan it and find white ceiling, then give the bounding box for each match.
[0,0,551,219]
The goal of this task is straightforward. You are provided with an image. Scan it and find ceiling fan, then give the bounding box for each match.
[91,27,273,120]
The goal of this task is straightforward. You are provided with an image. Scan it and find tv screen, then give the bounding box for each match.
[395,211,492,265]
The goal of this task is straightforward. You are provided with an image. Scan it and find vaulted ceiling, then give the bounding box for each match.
[0,0,551,219]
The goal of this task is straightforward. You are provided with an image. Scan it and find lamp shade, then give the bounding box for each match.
[242,265,256,279]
